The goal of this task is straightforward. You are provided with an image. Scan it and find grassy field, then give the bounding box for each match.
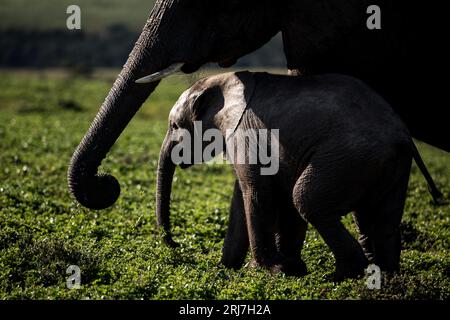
[0,69,449,300]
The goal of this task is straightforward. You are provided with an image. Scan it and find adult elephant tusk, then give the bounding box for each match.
[135,62,184,84]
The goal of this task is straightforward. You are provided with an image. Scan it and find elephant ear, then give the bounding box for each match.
[216,71,256,135]
[190,85,223,122]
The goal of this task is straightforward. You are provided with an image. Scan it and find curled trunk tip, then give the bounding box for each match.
[67,163,121,210]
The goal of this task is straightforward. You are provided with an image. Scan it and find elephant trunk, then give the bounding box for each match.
[155,135,179,248]
[68,0,180,210]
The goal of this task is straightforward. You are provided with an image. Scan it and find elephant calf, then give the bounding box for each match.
[155,71,412,281]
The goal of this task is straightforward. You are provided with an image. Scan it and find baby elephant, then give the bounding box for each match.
[155,71,412,281]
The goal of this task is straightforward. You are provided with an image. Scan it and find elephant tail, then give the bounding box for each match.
[409,140,444,205]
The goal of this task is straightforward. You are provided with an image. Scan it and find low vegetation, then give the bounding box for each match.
[0,70,448,299]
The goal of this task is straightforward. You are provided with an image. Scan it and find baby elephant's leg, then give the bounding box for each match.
[352,211,375,264]
[275,204,308,276]
[235,166,280,270]
[221,180,249,269]
[372,156,411,272]
[293,165,368,281]
[310,214,368,281]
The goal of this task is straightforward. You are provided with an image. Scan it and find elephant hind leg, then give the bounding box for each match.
[353,200,403,273]
[293,194,367,281]
[372,163,411,273]
[355,151,412,273]
[292,164,369,281]
[352,211,375,264]
[310,214,368,281]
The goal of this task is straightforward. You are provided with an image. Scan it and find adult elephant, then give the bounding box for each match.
[68,0,448,210]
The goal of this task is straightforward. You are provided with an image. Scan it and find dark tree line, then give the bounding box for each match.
[0,25,285,69]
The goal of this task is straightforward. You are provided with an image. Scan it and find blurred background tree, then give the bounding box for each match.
[0,0,286,69]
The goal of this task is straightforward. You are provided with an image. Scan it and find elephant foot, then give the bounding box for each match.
[244,259,259,269]
[245,257,281,273]
[333,254,369,282]
[246,257,308,277]
[274,257,308,277]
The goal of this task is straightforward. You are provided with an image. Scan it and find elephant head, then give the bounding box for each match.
[155,72,256,247]
[68,0,281,210]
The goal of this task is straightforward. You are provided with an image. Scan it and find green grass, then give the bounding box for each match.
[0,69,449,299]
[0,0,156,32]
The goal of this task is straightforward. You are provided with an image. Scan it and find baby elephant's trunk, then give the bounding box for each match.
[155,133,179,248]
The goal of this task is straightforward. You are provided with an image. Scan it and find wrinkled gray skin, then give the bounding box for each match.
[157,72,413,280]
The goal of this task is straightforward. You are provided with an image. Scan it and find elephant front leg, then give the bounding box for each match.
[276,208,308,276]
[240,181,280,271]
[221,180,249,269]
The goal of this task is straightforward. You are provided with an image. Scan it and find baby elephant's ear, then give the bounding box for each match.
[191,85,223,121]
[217,71,256,134]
